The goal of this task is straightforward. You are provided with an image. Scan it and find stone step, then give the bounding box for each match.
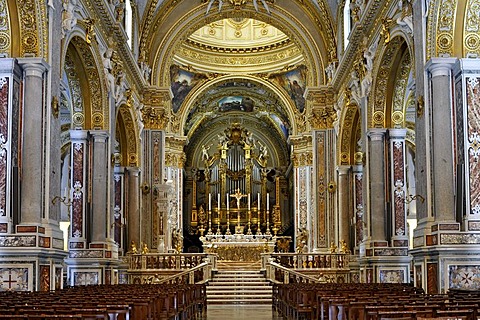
[210,279,270,287]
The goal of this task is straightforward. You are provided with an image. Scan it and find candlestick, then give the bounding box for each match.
[209,193,211,211]
[267,193,269,211]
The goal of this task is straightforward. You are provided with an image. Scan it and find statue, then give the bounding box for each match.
[329,241,337,253]
[296,228,308,253]
[130,240,138,254]
[201,144,211,162]
[340,239,350,254]
[396,0,413,32]
[381,18,392,44]
[141,242,149,254]
[361,39,377,97]
[205,0,223,14]
[115,70,129,103]
[253,0,271,14]
[62,0,78,38]
[172,229,183,253]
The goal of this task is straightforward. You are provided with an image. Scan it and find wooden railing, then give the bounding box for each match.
[127,253,217,284]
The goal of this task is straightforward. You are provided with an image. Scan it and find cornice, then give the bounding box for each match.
[87,0,146,93]
[333,0,391,89]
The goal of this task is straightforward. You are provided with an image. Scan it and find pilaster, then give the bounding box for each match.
[426,58,457,223]
[290,134,314,251]
[18,59,49,225]
[337,165,351,251]
[389,128,408,248]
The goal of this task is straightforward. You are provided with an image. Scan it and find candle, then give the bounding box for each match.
[227,193,229,210]
[258,192,260,211]
[209,193,211,211]
[267,193,269,211]
[248,193,251,210]
[218,193,220,212]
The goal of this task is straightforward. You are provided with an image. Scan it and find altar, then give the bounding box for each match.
[201,234,275,261]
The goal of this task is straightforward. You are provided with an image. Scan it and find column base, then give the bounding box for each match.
[411,220,480,294]
[0,224,67,291]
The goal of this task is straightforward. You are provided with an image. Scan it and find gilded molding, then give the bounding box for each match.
[71,36,107,129]
[435,0,457,58]
[370,36,404,128]
[140,106,168,130]
[391,50,411,127]
[464,0,480,57]
[338,104,359,165]
[118,106,139,167]
[0,0,11,57]
[150,3,323,87]
[17,0,42,57]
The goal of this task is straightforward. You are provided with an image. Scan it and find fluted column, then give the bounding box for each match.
[389,129,408,247]
[367,128,387,241]
[127,167,141,248]
[90,131,109,243]
[337,165,351,249]
[18,59,49,225]
[427,59,456,222]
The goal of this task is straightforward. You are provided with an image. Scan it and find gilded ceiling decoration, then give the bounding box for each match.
[17,0,46,58]
[182,77,292,140]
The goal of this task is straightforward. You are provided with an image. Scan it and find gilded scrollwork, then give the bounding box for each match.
[0,0,11,57]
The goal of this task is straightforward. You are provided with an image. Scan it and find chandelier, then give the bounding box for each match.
[204,0,274,14]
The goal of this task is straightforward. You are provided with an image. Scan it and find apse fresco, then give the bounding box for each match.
[170,65,206,113]
[218,96,255,112]
[270,65,307,113]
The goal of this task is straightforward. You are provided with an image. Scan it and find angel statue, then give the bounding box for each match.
[172,228,184,253]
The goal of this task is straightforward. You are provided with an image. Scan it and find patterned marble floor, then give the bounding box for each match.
[202,305,284,320]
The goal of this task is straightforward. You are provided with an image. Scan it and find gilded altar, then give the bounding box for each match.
[201,234,275,261]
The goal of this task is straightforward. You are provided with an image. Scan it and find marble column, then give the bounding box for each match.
[426,59,456,222]
[367,128,387,242]
[69,130,88,247]
[127,167,141,248]
[90,131,109,243]
[0,59,21,234]
[113,167,125,252]
[353,165,364,247]
[389,129,408,247]
[18,59,49,225]
[337,165,351,248]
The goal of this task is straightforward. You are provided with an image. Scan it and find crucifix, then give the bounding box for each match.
[230,188,247,210]
[230,188,247,232]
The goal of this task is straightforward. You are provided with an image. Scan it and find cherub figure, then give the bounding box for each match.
[130,240,138,254]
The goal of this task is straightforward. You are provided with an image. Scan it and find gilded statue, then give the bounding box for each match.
[329,241,337,253]
[172,229,184,253]
[141,242,149,254]
[130,240,138,254]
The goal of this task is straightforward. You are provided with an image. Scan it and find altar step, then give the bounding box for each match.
[207,264,272,305]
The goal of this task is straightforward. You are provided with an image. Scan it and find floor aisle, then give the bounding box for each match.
[203,305,284,320]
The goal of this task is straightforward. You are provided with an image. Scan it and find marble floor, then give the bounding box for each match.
[202,305,284,320]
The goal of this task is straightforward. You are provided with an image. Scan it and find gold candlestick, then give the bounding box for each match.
[247,209,252,235]
[207,209,213,235]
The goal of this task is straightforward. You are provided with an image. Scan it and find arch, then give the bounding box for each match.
[427,0,480,59]
[370,34,413,128]
[142,1,336,88]
[6,0,47,58]
[337,102,360,165]
[178,74,299,136]
[62,35,108,130]
[116,104,140,167]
